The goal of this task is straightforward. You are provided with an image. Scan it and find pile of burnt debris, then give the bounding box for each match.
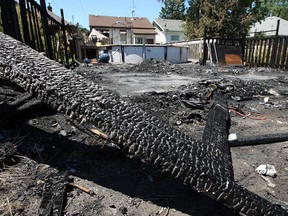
[0,78,238,215]
[1,71,288,215]
[1,33,288,215]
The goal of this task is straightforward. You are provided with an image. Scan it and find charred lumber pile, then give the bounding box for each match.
[0,32,287,215]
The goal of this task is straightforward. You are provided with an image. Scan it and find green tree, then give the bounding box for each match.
[262,0,288,20]
[159,0,186,20]
[182,0,201,39]
[182,0,267,39]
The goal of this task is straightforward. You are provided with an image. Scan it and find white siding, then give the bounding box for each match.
[145,46,165,59]
[155,30,167,44]
[108,45,188,64]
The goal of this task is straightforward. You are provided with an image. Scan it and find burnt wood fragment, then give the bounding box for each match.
[0,32,287,215]
[39,172,68,216]
[229,132,288,147]
[0,142,16,163]
[0,87,44,122]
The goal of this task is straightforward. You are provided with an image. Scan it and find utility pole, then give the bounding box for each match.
[131,0,135,19]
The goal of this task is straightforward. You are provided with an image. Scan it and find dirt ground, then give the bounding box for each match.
[1,59,288,215]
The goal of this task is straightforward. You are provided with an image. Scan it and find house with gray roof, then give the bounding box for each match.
[152,19,185,44]
[249,16,288,37]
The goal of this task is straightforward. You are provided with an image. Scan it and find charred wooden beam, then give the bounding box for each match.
[229,132,288,147]
[202,91,234,181]
[0,32,287,215]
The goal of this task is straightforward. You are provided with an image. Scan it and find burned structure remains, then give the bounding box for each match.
[0,32,288,215]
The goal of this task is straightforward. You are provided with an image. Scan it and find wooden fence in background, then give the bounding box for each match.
[202,37,244,65]
[0,0,75,67]
[245,36,288,68]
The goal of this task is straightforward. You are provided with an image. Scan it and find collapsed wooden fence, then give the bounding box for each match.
[0,0,75,67]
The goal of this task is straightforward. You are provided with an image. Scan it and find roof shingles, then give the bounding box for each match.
[153,19,184,32]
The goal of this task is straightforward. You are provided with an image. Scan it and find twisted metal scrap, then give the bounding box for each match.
[0,32,286,215]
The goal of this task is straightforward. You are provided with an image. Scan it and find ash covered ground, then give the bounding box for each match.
[1,60,288,215]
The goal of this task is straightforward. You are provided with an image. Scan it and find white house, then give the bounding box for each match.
[152,19,185,44]
[249,16,288,37]
[89,15,157,45]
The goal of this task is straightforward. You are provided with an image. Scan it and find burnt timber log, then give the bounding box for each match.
[229,132,288,147]
[0,32,287,215]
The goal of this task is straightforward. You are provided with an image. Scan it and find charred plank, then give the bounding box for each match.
[39,172,68,216]
[229,132,288,147]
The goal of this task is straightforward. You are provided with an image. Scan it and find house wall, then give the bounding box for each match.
[111,28,133,44]
[155,30,185,44]
[249,16,288,37]
[155,30,167,44]
[133,35,156,44]
[93,28,154,45]
[166,31,185,43]
[109,45,188,64]
[111,29,121,44]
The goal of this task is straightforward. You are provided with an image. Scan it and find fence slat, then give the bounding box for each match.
[276,37,283,67]
[32,5,44,52]
[247,39,252,63]
[61,9,69,66]
[258,39,263,65]
[39,0,53,59]
[19,0,31,45]
[266,38,272,66]
[0,0,22,41]
[281,37,288,67]
[261,39,267,65]
[26,1,37,49]
[30,1,41,51]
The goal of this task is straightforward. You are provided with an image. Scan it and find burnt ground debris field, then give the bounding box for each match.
[1,59,288,215]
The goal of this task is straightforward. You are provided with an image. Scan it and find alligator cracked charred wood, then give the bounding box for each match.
[0,32,287,215]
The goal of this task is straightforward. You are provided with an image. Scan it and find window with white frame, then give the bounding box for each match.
[135,37,144,44]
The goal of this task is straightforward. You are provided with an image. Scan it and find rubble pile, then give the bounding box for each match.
[132,59,183,74]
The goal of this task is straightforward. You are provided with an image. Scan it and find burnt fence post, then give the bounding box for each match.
[19,0,30,46]
[0,0,22,41]
[270,19,280,67]
[61,9,69,66]
[202,26,207,65]
[40,0,53,60]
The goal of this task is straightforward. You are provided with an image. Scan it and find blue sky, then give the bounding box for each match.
[40,0,164,29]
